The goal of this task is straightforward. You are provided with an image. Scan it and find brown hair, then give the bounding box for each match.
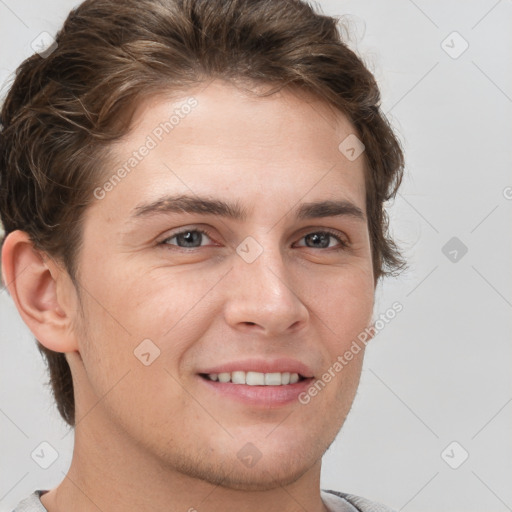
[0,0,405,427]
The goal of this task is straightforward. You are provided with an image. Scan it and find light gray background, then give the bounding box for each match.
[1,1,511,511]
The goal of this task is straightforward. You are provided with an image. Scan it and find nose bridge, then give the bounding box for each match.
[222,233,309,335]
[239,238,287,296]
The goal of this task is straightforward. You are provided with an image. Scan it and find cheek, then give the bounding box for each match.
[308,264,374,345]
[121,266,227,346]
[74,261,224,376]
[323,268,373,399]
[71,286,198,430]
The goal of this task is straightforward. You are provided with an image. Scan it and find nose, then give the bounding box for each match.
[222,243,309,337]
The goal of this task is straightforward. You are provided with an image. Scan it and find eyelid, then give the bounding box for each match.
[293,227,349,248]
[159,226,217,246]
[159,225,349,250]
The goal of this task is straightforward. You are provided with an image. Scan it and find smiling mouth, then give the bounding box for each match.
[200,371,307,386]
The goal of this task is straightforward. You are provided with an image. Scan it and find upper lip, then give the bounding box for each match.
[198,358,314,378]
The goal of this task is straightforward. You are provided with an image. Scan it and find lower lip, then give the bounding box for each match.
[198,376,314,407]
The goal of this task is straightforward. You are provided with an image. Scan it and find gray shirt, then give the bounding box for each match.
[12,489,396,511]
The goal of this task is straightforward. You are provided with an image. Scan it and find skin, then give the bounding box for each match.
[2,79,375,512]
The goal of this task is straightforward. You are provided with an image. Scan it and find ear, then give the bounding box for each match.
[1,230,79,353]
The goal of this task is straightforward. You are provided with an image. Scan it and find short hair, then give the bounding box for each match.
[0,0,405,427]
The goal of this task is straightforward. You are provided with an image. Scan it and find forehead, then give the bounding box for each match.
[126,80,360,161]
[90,79,367,224]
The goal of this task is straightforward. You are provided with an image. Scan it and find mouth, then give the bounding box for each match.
[196,361,314,407]
[200,371,307,386]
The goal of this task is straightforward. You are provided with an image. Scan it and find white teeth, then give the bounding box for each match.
[218,372,230,383]
[231,371,245,384]
[205,371,303,385]
[264,372,282,386]
[246,371,265,385]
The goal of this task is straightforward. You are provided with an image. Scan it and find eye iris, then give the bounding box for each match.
[169,231,338,249]
[177,231,202,247]
[306,232,330,248]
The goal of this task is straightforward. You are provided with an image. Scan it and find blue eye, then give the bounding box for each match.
[162,229,214,248]
[296,231,347,249]
[160,228,348,250]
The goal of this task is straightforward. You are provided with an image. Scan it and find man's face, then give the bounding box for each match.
[68,80,375,489]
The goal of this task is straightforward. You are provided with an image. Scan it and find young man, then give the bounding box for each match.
[1,0,405,510]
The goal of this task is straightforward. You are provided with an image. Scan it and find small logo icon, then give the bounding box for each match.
[442,237,468,263]
[338,134,365,161]
[134,338,161,366]
[236,236,263,264]
[31,32,58,58]
[31,441,59,469]
[237,442,262,468]
[441,441,469,469]
[441,31,469,59]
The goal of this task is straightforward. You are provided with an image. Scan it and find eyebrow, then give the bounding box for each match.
[131,194,365,222]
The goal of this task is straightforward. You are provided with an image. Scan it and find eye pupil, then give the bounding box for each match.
[178,231,202,247]
[306,232,330,248]
[165,230,342,251]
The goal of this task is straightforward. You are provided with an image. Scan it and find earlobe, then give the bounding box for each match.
[1,230,79,353]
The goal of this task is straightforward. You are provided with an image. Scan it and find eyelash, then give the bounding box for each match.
[159,227,349,251]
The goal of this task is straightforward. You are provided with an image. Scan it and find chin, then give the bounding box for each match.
[217,461,313,491]
[149,401,346,490]
[162,445,321,491]
[195,460,313,492]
